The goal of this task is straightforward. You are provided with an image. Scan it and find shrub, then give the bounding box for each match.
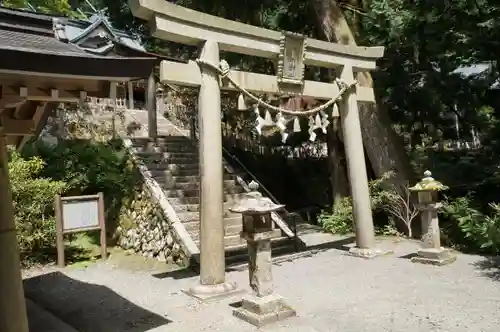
[22,138,141,241]
[317,172,411,237]
[317,197,353,234]
[441,196,500,254]
[8,150,66,263]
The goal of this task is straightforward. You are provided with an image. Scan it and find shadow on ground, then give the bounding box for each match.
[24,272,171,332]
[152,236,357,279]
[472,256,500,281]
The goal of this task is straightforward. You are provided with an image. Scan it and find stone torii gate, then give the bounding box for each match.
[130,0,386,299]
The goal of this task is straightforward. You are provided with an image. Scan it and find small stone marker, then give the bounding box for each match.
[409,171,456,266]
[229,181,296,327]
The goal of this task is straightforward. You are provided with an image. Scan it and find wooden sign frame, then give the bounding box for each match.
[54,193,107,267]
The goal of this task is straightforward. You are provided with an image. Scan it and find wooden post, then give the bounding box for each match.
[127,81,134,109]
[185,40,239,301]
[147,71,157,139]
[55,194,65,268]
[0,135,29,332]
[110,82,117,137]
[98,192,107,261]
[339,65,383,258]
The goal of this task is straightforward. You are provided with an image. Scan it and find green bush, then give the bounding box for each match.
[22,138,141,241]
[317,172,402,235]
[441,196,500,255]
[317,197,353,234]
[8,137,141,265]
[8,151,66,263]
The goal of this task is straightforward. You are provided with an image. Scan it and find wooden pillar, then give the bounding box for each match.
[0,135,29,332]
[109,82,117,100]
[127,81,134,109]
[109,82,117,136]
[339,66,381,257]
[185,40,238,301]
[147,71,157,139]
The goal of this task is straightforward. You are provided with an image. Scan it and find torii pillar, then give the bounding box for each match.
[338,66,383,258]
[184,40,240,301]
[0,135,30,332]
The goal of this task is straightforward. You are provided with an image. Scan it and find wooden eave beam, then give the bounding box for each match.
[3,86,88,104]
[129,0,384,71]
[160,60,375,103]
[0,117,35,136]
[17,102,50,150]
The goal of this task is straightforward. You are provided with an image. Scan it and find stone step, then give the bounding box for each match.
[183,216,242,234]
[131,135,194,145]
[158,179,237,191]
[177,210,241,223]
[134,143,197,154]
[144,162,199,171]
[131,138,197,150]
[167,193,244,205]
[174,201,237,213]
[149,173,234,185]
[155,135,195,143]
[222,233,292,254]
[145,161,230,171]
[225,236,293,255]
[163,186,244,199]
[190,224,243,242]
[225,237,298,267]
[195,234,247,248]
[135,152,199,164]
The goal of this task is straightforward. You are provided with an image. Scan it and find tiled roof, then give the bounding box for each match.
[0,26,98,57]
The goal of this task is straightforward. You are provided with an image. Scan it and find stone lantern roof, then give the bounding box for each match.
[410,170,448,192]
[230,181,285,215]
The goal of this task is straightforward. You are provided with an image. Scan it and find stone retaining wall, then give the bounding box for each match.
[116,182,188,266]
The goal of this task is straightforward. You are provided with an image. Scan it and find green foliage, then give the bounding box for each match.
[3,0,80,16]
[317,197,353,234]
[317,172,402,235]
[441,196,500,254]
[22,138,141,238]
[8,151,66,263]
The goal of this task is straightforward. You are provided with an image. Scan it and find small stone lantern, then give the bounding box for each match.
[229,181,296,327]
[409,170,456,266]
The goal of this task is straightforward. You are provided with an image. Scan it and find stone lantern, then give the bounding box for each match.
[229,181,296,327]
[409,170,456,266]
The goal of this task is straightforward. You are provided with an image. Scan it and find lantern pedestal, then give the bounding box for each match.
[411,247,456,266]
[233,229,296,327]
[229,182,296,327]
[234,293,296,327]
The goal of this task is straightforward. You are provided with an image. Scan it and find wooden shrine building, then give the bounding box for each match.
[0,6,158,332]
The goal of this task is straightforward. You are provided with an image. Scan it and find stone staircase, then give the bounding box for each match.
[128,134,296,263]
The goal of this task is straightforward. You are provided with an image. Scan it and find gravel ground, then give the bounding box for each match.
[23,237,500,332]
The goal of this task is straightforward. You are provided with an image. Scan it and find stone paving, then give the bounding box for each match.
[24,237,500,332]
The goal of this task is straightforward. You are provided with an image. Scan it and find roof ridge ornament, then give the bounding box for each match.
[52,18,68,42]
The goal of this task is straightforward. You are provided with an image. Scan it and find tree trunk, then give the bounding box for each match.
[310,0,415,195]
[326,118,349,208]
